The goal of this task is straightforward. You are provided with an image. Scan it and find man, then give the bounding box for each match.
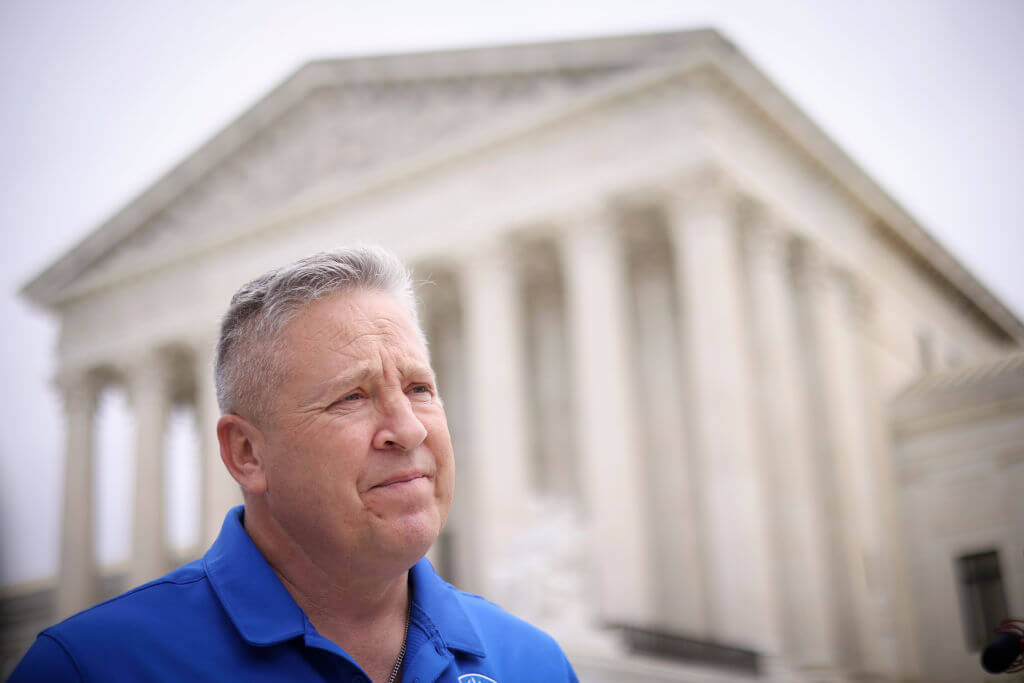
[12,246,578,682]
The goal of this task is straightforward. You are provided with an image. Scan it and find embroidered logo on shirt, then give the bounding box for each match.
[457,675,498,683]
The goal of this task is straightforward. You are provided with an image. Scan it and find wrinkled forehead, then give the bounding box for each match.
[279,289,429,369]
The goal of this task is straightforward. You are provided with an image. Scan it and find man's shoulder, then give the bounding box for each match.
[14,561,223,681]
[48,560,212,639]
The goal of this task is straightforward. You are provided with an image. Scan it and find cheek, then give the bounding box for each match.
[269,426,365,497]
[430,433,456,501]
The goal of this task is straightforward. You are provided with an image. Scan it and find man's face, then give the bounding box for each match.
[255,289,454,566]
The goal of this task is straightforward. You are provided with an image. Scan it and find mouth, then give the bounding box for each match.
[371,472,429,490]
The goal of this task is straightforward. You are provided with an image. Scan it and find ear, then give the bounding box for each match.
[217,414,269,496]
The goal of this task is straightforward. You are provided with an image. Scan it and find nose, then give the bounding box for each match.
[372,389,428,452]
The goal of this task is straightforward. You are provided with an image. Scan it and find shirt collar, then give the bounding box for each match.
[409,558,486,657]
[202,506,306,645]
[203,506,486,657]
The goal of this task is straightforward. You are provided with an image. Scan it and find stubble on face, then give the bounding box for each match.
[254,289,455,570]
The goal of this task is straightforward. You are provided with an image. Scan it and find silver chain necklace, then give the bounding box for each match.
[386,600,411,683]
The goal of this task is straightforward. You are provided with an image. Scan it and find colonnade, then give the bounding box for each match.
[54,340,239,621]
[54,173,895,676]
[416,176,893,675]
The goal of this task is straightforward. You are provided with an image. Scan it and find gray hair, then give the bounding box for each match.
[215,245,422,421]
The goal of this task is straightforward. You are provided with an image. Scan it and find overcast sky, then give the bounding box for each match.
[1,0,1022,585]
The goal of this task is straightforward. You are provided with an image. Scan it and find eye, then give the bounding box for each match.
[329,391,366,409]
[407,384,433,401]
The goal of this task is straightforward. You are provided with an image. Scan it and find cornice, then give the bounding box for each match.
[693,50,1024,343]
[20,63,332,309]
[890,351,1024,427]
[900,350,1024,396]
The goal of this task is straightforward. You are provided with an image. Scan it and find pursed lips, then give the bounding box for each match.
[369,471,429,490]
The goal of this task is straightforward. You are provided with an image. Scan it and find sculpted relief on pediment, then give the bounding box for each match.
[73,67,627,291]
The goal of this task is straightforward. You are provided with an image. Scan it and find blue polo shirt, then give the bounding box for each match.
[11,507,578,682]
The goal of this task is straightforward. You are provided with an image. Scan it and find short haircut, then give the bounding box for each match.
[215,245,422,421]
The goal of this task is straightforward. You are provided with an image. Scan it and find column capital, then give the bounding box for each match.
[740,204,794,264]
[812,257,871,323]
[53,366,102,410]
[120,344,174,370]
[508,238,563,294]
[663,164,742,219]
[792,240,845,295]
[120,347,177,402]
[458,235,525,289]
[845,273,877,326]
[415,265,462,322]
[547,199,620,241]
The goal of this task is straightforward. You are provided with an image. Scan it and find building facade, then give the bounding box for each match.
[891,354,1024,682]
[9,30,1024,681]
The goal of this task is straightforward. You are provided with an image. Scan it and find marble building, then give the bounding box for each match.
[890,353,1024,682]
[9,29,1024,681]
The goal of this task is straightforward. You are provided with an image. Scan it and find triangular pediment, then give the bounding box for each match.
[21,28,1024,343]
[23,29,726,306]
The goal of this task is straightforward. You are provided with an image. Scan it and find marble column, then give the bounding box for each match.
[126,350,172,586]
[743,217,839,669]
[849,286,905,679]
[666,176,777,650]
[195,336,240,548]
[521,247,576,499]
[801,248,883,672]
[55,369,100,620]
[559,207,653,625]
[459,242,532,597]
[629,242,703,634]
[421,272,470,587]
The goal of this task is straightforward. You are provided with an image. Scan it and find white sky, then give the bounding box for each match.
[1,0,1022,585]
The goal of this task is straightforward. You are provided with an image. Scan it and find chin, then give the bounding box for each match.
[377,508,443,561]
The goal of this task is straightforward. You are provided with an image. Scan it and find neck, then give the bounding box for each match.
[242,503,413,681]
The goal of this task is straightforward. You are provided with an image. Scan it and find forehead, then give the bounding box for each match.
[276,288,428,382]
[279,289,428,369]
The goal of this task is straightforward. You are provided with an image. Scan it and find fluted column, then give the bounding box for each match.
[196,336,240,548]
[666,176,777,649]
[850,288,911,679]
[126,350,172,586]
[459,242,532,596]
[802,248,883,672]
[559,207,653,624]
[521,247,576,498]
[421,272,470,586]
[744,218,839,669]
[55,369,100,620]
[630,246,703,633]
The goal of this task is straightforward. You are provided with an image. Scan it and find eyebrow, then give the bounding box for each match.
[315,361,436,400]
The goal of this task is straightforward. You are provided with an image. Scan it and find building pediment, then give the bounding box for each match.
[21,29,728,309]
[20,28,1024,343]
